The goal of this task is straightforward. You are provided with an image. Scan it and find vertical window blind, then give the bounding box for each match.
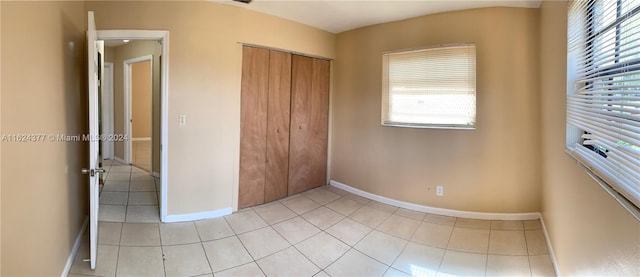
[567,0,640,209]
[382,44,476,129]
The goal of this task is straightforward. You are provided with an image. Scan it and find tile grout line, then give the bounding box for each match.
[279,191,363,274]
[523,225,535,277]
[194,222,217,276]
[221,214,270,276]
[191,219,216,275]
[384,212,428,276]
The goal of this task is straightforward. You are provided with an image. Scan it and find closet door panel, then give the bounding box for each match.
[308,58,330,189]
[264,50,292,202]
[239,47,270,208]
[288,55,313,195]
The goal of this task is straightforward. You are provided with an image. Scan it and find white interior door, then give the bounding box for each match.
[85,10,103,270]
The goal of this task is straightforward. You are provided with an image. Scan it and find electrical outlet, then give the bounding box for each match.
[436,186,443,196]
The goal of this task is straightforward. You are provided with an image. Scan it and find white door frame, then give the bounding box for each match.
[97,30,170,222]
[102,62,114,160]
[123,55,153,166]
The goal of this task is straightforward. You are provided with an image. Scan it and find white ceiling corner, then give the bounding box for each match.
[216,0,543,34]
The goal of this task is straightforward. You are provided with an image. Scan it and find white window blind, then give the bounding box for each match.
[382,44,476,129]
[567,0,640,209]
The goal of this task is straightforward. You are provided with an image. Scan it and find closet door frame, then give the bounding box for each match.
[239,45,331,208]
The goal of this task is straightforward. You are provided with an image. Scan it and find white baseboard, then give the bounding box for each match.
[114,157,127,164]
[61,217,88,277]
[329,180,540,220]
[131,137,151,142]
[164,207,232,223]
[540,215,561,276]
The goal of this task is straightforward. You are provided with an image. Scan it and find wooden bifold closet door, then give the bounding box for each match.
[239,47,292,208]
[288,55,330,196]
[239,46,329,208]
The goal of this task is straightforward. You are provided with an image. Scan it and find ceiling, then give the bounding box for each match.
[218,0,542,34]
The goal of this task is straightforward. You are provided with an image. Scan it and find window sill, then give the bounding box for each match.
[565,148,640,222]
[381,122,476,130]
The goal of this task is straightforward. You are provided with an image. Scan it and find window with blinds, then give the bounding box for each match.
[382,44,476,129]
[567,0,640,209]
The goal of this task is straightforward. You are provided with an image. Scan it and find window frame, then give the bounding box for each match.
[567,0,640,220]
[381,44,477,130]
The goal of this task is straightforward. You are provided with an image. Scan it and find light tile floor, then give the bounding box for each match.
[98,159,160,223]
[69,162,556,276]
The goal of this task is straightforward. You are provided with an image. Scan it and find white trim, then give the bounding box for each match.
[164,207,233,223]
[329,179,561,274]
[102,62,114,160]
[131,137,151,142]
[326,62,334,186]
[540,215,561,276]
[61,217,88,277]
[329,180,540,220]
[97,30,170,223]
[160,33,169,222]
[98,30,169,41]
[123,54,153,165]
[238,42,332,61]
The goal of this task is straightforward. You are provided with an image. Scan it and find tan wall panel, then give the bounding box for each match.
[85,1,335,214]
[131,60,152,138]
[331,7,542,213]
[539,1,640,275]
[1,1,86,275]
[104,46,114,62]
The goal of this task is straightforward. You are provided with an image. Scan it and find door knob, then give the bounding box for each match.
[81,168,106,177]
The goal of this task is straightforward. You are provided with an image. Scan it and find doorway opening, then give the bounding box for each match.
[125,55,154,172]
[98,30,169,222]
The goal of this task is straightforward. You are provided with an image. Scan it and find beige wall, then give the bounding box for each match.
[131,60,152,138]
[85,1,335,215]
[331,7,541,213]
[109,40,161,173]
[104,45,114,63]
[1,1,87,275]
[539,1,640,275]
